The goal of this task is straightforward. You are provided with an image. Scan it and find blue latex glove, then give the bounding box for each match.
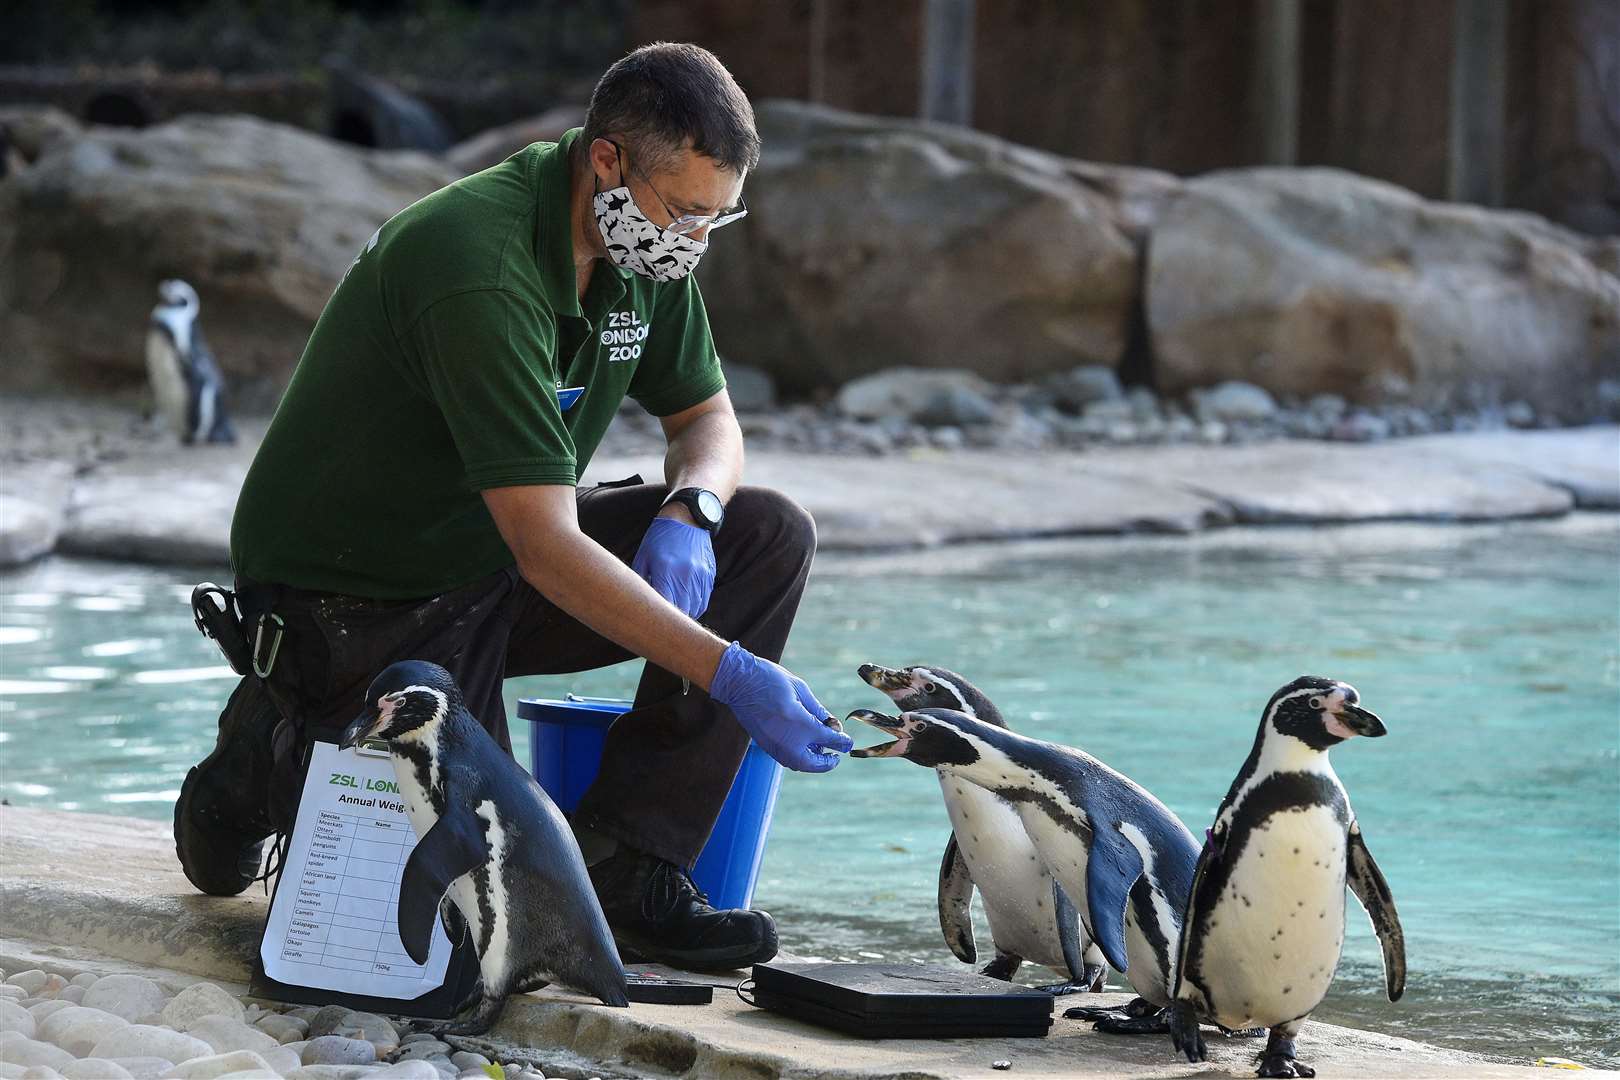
[709,642,855,773]
[631,516,716,619]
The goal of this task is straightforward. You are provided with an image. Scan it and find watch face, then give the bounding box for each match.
[695,489,724,526]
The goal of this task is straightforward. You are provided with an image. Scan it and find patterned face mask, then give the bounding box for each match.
[593,186,708,282]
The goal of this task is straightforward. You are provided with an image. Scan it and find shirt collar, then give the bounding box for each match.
[536,127,631,320]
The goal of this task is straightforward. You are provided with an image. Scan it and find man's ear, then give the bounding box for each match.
[588,137,622,187]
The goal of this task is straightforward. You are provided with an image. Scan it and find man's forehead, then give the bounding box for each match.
[657,146,745,212]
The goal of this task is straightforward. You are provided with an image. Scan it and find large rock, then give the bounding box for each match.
[1148,168,1620,417]
[444,104,584,176]
[697,101,1144,394]
[0,113,456,404]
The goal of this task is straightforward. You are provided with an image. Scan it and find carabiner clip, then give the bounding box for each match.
[252,612,285,679]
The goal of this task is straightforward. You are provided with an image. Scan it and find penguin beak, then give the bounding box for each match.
[858,664,911,694]
[847,708,910,758]
[1324,701,1386,739]
[339,704,384,750]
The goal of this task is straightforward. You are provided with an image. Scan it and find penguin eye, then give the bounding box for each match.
[1308,696,1324,710]
[923,682,938,694]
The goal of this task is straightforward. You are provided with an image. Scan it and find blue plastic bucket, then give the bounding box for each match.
[518,695,783,911]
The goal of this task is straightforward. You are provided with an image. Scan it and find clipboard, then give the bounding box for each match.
[250,736,480,1018]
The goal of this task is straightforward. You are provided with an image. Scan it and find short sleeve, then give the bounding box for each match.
[402,288,579,489]
[628,275,728,416]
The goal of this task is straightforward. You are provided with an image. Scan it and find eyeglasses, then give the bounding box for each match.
[613,141,748,237]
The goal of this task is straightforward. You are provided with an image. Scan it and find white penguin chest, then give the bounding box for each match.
[939,776,1069,968]
[144,328,190,437]
[1196,805,1348,1028]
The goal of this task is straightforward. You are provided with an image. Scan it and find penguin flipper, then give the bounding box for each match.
[1051,877,1089,985]
[1085,821,1146,973]
[399,806,489,966]
[1171,829,1222,1003]
[937,832,977,964]
[1346,821,1406,1002]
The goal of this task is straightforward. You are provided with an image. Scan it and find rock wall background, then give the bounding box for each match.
[1,100,1615,421]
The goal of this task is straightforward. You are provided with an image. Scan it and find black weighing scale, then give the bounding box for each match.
[746,962,1053,1039]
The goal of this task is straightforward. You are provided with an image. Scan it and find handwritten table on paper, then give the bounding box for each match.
[260,741,452,998]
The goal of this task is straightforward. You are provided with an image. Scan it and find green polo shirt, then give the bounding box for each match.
[230,129,727,599]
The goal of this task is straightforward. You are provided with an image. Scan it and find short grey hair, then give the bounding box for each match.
[581,42,760,177]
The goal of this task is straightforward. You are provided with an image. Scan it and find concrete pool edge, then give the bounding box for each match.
[2,413,1616,568]
[1,806,1602,1079]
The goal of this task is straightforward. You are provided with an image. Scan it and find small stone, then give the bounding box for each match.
[1194,380,1277,423]
[303,1008,354,1041]
[1125,385,1162,423]
[0,1034,74,1071]
[991,1061,1012,1071]
[251,1015,306,1044]
[0,990,24,1004]
[39,1005,122,1046]
[1045,365,1123,412]
[22,1006,69,1025]
[83,976,168,1023]
[398,1033,439,1046]
[0,1004,34,1040]
[448,1053,488,1071]
[162,985,245,1031]
[35,980,65,1001]
[1504,400,1536,428]
[18,1067,64,1080]
[183,1016,279,1056]
[286,1008,319,1025]
[55,1012,133,1058]
[283,1065,383,1080]
[345,1013,397,1054]
[107,1060,175,1080]
[260,1046,300,1074]
[1331,411,1392,442]
[157,1049,274,1079]
[52,990,81,1008]
[372,1063,441,1079]
[89,1026,213,1065]
[67,977,97,992]
[300,1037,376,1067]
[393,1041,450,1061]
[2,978,46,999]
[61,1060,133,1080]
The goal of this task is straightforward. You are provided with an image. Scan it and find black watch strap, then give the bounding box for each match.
[663,487,725,534]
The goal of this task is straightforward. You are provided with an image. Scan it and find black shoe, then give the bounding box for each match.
[588,848,778,972]
[173,679,278,896]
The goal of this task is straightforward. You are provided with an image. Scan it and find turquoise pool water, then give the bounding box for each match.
[2,517,1616,1066]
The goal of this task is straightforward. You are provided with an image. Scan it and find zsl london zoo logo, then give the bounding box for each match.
[601,310,650,362]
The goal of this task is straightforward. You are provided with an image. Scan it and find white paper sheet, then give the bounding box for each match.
[259,741,453,998]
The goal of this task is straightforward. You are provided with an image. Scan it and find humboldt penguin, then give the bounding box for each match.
[858,663,1105,994]
[850,706,1199,1033]
[1167,676,1405,1078]
[340,660,628,1035]
[145,278,236,445]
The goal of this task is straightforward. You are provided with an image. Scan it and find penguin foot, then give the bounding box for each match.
[1257,1055,1315,1078]
[1092,1009,1170,1035]
[1257,1030,1314,1078]
[419,994,509,1038]
[1064,995,1157,1023]
[1033,980,1093,996]
[1226,1026,1268,1039]
[1061,1004,1120,1022]
[1167,1001,1207,1063]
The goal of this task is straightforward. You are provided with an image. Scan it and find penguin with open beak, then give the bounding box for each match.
[340,660,628,1035]
[850,703,1200,1034]
[858,663,1106,994]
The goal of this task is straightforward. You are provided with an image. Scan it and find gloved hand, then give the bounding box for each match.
[631,516,716,619]
[708,642,854,773]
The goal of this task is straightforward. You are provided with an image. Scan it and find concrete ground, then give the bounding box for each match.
[2,806,1603,1080]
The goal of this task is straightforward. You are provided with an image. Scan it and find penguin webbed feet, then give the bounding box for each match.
[1256,1030,1315,1078]
[1166,1000,1207,1062]
[414,993,509,1038]
[1064,996,1168,1033]
[1036,964,1109,996]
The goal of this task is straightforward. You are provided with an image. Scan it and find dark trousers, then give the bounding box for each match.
[245,481,816,869]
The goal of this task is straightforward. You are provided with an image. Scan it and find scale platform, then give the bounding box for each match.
[747,962,1053,1039]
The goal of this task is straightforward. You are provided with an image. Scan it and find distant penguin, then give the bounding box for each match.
[146,279,236,445]
[858,663,1106,994]
[340,661,629,1035]
[850,705,1200,1033]
[1167,677,1405,1078]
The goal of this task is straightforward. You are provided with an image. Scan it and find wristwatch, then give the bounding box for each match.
[663,487,726,534]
